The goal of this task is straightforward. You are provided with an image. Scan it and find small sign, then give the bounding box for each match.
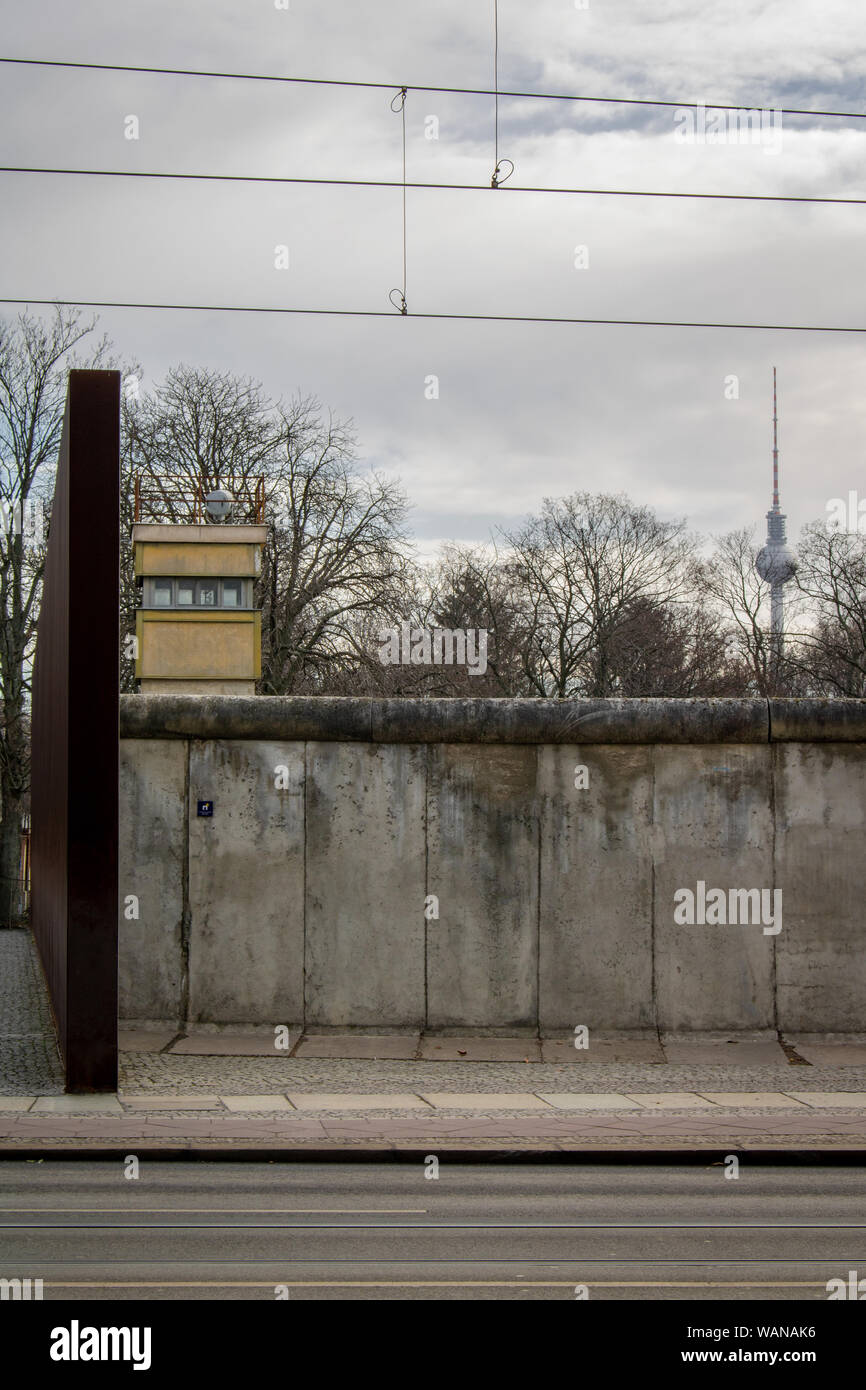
[197,800,214,818]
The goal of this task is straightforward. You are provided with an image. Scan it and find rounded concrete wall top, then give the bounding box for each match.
[118,695,866,743]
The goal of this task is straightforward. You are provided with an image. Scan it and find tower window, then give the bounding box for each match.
[144,577,251,608]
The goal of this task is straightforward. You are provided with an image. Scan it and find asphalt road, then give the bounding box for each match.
[1,1160,864,1300]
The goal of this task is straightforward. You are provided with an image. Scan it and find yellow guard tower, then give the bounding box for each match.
[133,517,267,695]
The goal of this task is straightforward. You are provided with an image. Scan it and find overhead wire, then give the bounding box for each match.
[1,55,865,120]
[1,48,864,335]
[0,297,863,333]
[1,165,863,208]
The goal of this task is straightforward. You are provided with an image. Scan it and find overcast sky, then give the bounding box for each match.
[1,0,864,559]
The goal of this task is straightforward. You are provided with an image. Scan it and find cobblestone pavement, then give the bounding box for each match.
[0,929,63,1095]
[118,1052,866,1096]
[4,937,866,1154]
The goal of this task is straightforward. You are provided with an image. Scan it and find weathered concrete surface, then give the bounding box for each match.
[774,743,866,1031]
[426,745,538,1028]
[119,740,185,1023]
[652,746,775,1032]
[374,697,768,744]
[117,699,866,1034]
[121,695,861,744]
[304,742,426,1027]
[121,694,373,743]
[187,740,304,1025]
[538,746,654,1031]
[769,699,866,741]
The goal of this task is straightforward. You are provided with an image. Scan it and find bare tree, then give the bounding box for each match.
[499,492,693,697]
[696,526,816,695]
[330,543,528,697]
[695,528,779,695]
[0,307,113,925]
[409,544,526,696]
[123,364,283,512]
[604,593,745,696]
[122,370,410,694]
[121,365,287,685]
[261,404,410,693]
[315,568,431,696]
[787,521,866,695]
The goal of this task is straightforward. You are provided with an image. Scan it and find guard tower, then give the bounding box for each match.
[132,482,267,695]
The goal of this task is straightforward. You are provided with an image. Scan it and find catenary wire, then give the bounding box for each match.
[0,297,863,332]
[1,55,865,120]
[1,165,864,206]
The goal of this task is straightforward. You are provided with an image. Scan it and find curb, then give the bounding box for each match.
[2,1143,866,1162]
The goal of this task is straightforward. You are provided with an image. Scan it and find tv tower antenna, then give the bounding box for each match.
[755,367,797,663]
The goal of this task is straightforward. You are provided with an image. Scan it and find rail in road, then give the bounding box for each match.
[1,1161,864,1300]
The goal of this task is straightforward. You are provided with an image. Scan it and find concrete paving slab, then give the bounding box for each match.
[786,1092,866,1108]
[0,1097,34,1111]
[286,1093,431,1111]
[168,1034,301,1056]
[537,1093,643,1110]
[696,1092,809,1108]
[419,1037,543,1062]
[661,1038,788,1066]
[541,1039,665,1064]
[120,1095,223,1110]
[4,1102,866,1150]
[31,1096,124,1115]
[118,1031,178,1054]
[294,1035,419,1060]
[220,1095,296,1112]
[420,1092,552,1110]
[626,1093,717,1109]
[787,1042,866,1066]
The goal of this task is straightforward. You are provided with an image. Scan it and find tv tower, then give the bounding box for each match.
[755,367,797,658]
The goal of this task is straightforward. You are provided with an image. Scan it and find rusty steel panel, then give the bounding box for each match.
[30,370,120,1092]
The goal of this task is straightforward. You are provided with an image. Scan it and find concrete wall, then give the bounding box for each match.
[118,696,866,1033]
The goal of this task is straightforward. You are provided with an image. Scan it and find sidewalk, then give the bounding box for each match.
[4,932,866,1153]
[4,1028,866,1153]
[3,1084,866,1153]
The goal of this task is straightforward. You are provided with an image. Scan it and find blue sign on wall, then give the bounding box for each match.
[197,800,214,818]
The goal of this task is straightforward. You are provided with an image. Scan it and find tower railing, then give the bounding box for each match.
[132,475,265,524]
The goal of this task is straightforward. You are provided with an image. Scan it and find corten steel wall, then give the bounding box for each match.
[118,696,866,1035]
[31,371,120,1092]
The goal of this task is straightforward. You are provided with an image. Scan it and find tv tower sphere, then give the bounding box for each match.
[756,539,797,584]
